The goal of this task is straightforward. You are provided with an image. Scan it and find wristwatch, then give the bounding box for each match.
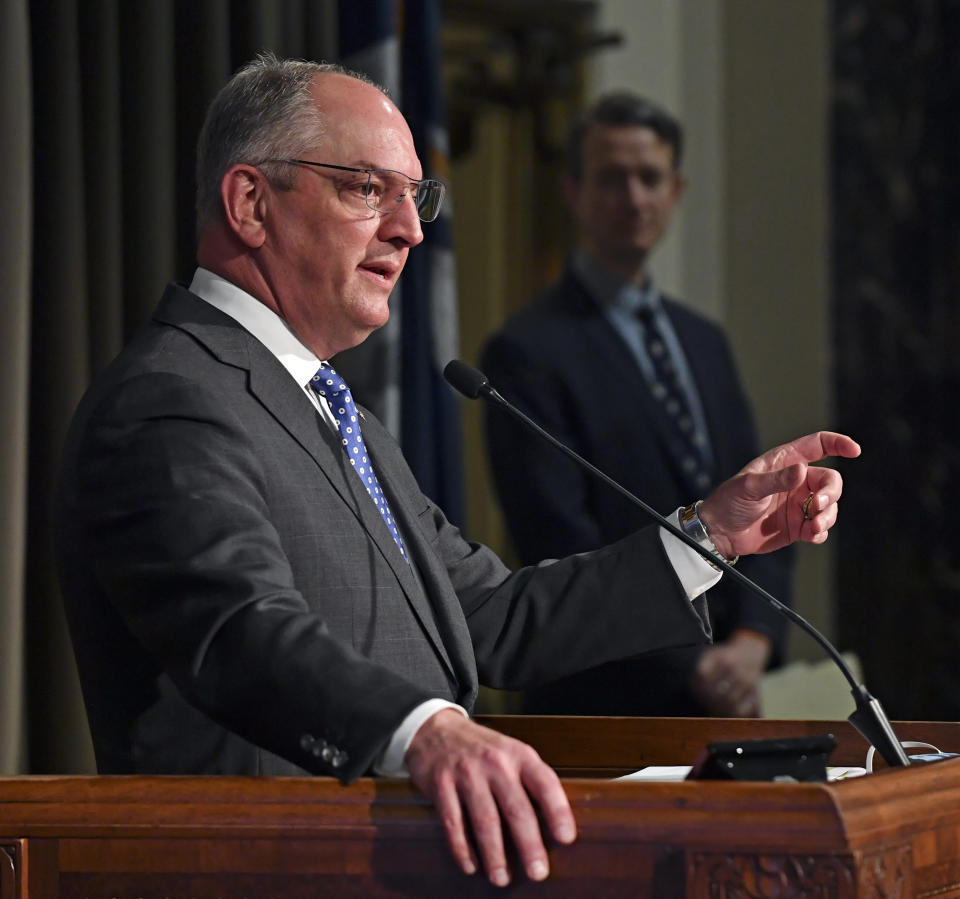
[679,500,738,570]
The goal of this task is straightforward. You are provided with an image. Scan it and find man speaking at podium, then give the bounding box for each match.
[55,54,858,889]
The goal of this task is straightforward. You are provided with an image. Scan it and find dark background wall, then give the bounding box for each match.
[833,0,960,719]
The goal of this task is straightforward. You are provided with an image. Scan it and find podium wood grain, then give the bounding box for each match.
[1,717,958,897]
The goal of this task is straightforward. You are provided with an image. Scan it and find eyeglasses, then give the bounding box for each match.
[262,159,446,222]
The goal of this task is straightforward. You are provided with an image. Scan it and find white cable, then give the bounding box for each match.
[865,741,940,773]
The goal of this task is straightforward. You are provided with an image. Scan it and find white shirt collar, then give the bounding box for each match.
[571,250,660,316]
[188,267,323,388]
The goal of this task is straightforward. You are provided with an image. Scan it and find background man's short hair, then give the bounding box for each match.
[566,92,684,179]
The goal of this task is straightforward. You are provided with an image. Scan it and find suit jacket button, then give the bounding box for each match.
[332,751,348,768]
[300,734,315,751]
[320,746,334,762]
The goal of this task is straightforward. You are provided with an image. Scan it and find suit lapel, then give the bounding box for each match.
[251,368,459,682]
[565,273,709,495]
[360,426,468,686]
[154,285,458,683]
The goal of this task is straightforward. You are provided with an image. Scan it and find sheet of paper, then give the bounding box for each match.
[614,765,868,782]
[614,766,692,782]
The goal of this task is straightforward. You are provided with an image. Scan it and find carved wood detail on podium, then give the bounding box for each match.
[688,852,857,898]
[0,843,19,899]
[857,845,912,899]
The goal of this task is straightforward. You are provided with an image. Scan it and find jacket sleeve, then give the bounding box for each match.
[410,489,713,691]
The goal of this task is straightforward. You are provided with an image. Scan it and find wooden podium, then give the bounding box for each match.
[2,716,959,898]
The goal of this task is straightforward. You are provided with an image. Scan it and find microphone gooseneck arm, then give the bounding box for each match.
[443,359,909,768]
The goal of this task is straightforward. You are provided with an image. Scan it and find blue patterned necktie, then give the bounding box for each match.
[637,306,712,493]
[309,363,407,561]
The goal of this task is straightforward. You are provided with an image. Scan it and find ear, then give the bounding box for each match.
[220,165,269,248]
[670,170,689,204]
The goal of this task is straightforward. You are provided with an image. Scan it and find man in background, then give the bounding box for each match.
[482,92,794,718]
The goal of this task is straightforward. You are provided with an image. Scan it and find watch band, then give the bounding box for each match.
[679,500,738,570]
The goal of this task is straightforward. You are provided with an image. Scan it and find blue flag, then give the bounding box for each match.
[399,0,464,526]
[335,0,402,438]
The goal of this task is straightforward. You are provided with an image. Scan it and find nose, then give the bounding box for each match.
[378,192,424,248]
[626,175,650,208]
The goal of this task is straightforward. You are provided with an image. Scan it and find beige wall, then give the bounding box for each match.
[723,2,833,654]
[591,0,833,654]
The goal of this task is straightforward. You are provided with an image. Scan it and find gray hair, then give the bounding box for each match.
[195,51,380,234]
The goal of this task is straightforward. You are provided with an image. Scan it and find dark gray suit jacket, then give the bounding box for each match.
[56,283,710,781]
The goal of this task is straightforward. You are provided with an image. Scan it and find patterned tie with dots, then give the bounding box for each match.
[637,306,712,494]
[309,362,407,561]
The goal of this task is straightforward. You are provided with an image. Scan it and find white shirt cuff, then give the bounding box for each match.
[659,507,723,599]
[374,699,469,777]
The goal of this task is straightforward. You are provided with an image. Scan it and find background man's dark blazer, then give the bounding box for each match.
[55,282,711,782]
[480,267,794,715]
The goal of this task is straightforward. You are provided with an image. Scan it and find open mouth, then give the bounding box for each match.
[360,261,396,282]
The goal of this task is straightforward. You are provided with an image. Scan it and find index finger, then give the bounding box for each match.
[753,431,861,472]
[814,431,861,460]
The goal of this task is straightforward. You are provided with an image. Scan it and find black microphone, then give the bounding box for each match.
[443,359,910,769]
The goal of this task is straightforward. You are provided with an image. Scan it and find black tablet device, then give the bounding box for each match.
[686,734,838,782]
